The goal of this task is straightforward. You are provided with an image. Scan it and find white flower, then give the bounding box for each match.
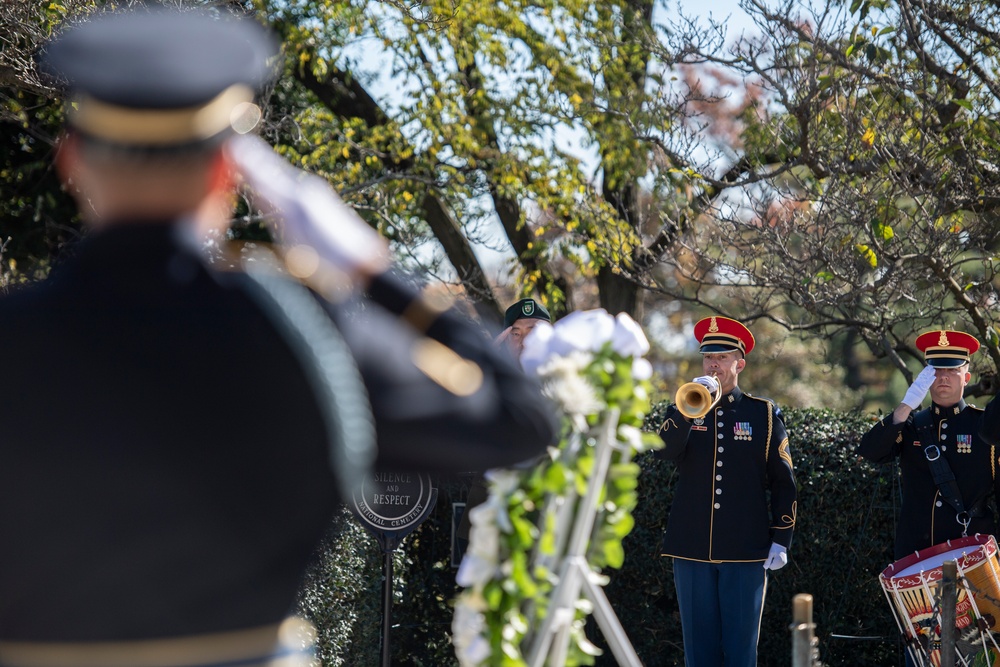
[468,496,510,535]
[618,424,643,450]
[522,310,651,377]
[484,468,522,496]
[456,552,497,587]
[541,366,604,419]
[467,519,500,559]
[611,313,650,358]
[457,500,504,588]
[631,358,653,380]
[521,310,620,375]
[520,321,554,376]
[552,309,616,354]
[453,602,491,666]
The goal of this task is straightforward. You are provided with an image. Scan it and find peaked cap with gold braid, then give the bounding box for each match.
[694,316,755,356]
[40,8,277,150]
[915,329,980,368]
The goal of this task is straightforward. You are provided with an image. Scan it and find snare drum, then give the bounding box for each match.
[880,534,1000,666]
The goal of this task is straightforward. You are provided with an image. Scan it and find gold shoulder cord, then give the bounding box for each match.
[396,288,484,397]
[764,401,773,462]
[216,240,354,304]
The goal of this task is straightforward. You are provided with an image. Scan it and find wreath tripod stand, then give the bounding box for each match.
[525,408,643,667]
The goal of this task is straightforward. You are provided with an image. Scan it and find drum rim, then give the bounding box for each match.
[880,533,995,583]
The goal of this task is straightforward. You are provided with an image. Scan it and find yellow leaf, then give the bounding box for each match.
[402,191,413,202]
[861,127,875,148]
[341,147,350,159]
[855,244,877,268]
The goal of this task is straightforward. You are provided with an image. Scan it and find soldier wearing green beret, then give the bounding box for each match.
[496,298,552,362]
[455,297,552,554]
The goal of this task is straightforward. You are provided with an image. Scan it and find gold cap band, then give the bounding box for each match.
[69,84,255,146]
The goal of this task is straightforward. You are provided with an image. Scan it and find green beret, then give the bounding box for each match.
[504,298,551,329]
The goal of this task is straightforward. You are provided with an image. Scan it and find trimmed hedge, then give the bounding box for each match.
[298,407,914,666]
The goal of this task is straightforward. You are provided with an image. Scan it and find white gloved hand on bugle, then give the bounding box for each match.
[227,134,389,278]
[901,365,937,410]
[693,375,719,394]
[763,543,787,571]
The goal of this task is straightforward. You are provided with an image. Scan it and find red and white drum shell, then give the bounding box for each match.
[880,534,1000,667]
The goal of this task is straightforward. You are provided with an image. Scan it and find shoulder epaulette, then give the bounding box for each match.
[743,393,775,406]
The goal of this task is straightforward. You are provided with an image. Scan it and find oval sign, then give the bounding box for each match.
[352,471,437,549]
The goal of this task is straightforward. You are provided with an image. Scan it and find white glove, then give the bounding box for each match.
[763,543,787,571]
[901,365,937,410]
[693,375,719,393]
[227,134,389,277]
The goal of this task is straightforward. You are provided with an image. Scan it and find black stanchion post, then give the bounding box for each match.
[381,552,393,667]
[941,560,957,667]
[352,472,438,667]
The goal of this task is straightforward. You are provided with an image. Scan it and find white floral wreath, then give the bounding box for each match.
[453,308,661,666]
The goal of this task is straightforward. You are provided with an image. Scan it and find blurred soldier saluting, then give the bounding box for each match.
[0,6,554,663]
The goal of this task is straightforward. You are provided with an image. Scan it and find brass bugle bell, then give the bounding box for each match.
[674,377,721,420]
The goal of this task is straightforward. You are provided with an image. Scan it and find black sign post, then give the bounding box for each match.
[352,471,438,667]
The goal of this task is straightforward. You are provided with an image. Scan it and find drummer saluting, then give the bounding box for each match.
[860,330,1000,560]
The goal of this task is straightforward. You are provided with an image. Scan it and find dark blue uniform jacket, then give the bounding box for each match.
[0,222,555,641]
[657,387,796,562]
[859,398,1000,560]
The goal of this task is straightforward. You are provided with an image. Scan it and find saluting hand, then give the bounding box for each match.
[902,365,937,410]
[228,135,390,282]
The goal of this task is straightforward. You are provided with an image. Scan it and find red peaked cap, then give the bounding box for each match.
[915,330,980,368]
[694,316,755,356]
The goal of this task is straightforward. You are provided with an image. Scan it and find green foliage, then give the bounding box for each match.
[295,507,384,666]
[0,90,80,284]
[302,406,912,665]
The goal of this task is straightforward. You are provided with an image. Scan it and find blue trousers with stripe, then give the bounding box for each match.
[672,558,768,667]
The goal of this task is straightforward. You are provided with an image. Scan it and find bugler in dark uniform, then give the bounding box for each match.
[0,7,555,665]
[860,330,1000,560]
[656,316,796,667]
[659,386,796,561]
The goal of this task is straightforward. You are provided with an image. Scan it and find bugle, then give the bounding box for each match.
[674,376,721,420]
